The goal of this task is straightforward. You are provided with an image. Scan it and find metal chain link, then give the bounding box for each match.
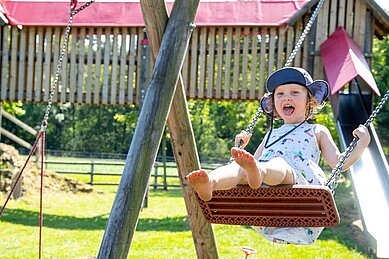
[240,0,326,139]
[326,89,389,192]
[40,0,95,131]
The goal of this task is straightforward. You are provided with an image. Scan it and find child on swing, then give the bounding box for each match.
[186,67,371,244]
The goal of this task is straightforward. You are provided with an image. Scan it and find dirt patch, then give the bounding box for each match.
[0,143,92,198]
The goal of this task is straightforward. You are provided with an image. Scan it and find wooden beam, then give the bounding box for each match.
[97,0,200,258]
[1,110,37,136]
[141,1,219,258]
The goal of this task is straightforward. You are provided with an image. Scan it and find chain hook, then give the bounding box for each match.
[70,0,78,10]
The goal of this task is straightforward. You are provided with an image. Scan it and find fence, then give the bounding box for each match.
[44,158,222,190]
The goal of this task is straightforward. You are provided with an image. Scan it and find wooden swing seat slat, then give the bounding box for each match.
[196,185,340,227]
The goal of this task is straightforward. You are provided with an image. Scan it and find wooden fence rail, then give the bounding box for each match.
[44,159,219,189]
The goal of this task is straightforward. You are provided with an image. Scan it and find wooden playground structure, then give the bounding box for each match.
[1,0,389,258]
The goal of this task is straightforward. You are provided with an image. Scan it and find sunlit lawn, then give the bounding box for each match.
[0,175,371,258]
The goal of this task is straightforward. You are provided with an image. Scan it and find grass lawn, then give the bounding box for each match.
[0,175,371,258]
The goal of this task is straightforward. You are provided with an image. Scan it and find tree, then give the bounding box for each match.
[372,36,389,156]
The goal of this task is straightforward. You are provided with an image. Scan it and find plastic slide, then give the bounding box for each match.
[335,93,389,258]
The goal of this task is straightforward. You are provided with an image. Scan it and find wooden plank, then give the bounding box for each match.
[77,27,86,103]
[61,27,69,103]
[189,28,198,98]
[69,28,78,103]
[232,27,241,99]
[182,43,189,94]
[346,0,354,36]
[86,28,94,104]
[223,27,233,99]
[102,27,111,105]
[355,0,366,48]
[268,27,276,75]
[250,27,258,99]
[338,0,346,28]
[52,27,61,103]
[329,0,338,35]
[127,28,136,105]
[206,27,215,99]
[364,8,374,66]
[302,16,309,69]
[9,27,19,100]
[276,27,285,69]
[285,26,295,64]
[293,20,302,67]
[241,27,250,100]
[135,27,143,106]
[353,0,362,45]
[258,27,267,96]
[2,110,37,135]
[34,27,44,102]
[43,27,53,102]
[118,27,128,105]
[17,29,27,101]
[110,27,120,105]
[26,27,36,102]
[0,127,32,149]
[93,28,103,104]
[215,27,224,99]
[1,26,9,100]
[198,27,207,98]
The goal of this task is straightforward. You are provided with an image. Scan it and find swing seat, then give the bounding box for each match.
[196,184,339,227]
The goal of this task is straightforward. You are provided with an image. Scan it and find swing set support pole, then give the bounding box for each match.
[141,1,219,258]
[97,0,200,258]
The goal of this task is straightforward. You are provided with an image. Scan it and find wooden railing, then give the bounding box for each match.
[0,109,37,150]
[0,22,312,106]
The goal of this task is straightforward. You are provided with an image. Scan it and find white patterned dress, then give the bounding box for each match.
[251,123,326,245]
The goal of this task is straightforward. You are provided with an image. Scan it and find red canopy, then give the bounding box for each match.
[320,27,380,96]
[1,0,309,27]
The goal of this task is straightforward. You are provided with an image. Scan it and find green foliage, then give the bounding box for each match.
[188,100,268,160]
[372,36,389,155]
[1,101,26,116]
[1,102,139,154]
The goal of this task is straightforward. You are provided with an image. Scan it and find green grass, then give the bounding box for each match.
[0,175,371,259]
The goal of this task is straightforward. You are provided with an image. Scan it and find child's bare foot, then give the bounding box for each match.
[186,169,213,201]
[231,147,263,189]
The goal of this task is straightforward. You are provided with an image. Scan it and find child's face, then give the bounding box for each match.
[273,84,309,124]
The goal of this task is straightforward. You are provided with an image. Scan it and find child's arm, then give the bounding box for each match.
[317,124,371,171]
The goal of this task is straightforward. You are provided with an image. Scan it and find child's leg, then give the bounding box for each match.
[261,157,294,186]
[186,162,245,201]
[231,147,264,189]
[231,148,294,187]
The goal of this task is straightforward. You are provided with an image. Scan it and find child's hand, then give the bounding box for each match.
[352,125,371,146]
[234,131,252,148]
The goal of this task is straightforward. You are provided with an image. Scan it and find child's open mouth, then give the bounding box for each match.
[283,104,295,116]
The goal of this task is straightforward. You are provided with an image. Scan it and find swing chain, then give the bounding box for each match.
[241,0,326,138]
[72,0,95,15]
[325,88,389,192]
[284,0,326,67]
[40,0,94,132]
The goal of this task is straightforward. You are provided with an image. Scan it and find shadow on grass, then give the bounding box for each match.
[317,178,371,257]
[0,208,190,232]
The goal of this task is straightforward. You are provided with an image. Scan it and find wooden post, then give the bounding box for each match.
[141,1,219,258]
[97,1,200,258]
